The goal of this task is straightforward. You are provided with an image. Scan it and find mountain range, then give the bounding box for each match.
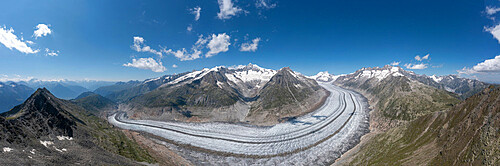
[0,64,497,165]
[124,64,327,125]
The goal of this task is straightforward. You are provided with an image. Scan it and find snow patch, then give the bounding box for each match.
[30,149,36,154]
[54,147,66,153]
[216,81,224,89]
[3,147,13,152]
[56,136,73,141]
[429,75,443,83]
[40,140,54,148]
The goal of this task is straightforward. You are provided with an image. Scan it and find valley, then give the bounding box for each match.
[109,82,370,164]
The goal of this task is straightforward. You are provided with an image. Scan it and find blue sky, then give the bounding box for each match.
[1,0,500,83]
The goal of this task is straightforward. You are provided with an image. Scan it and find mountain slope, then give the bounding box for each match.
[246,67,327,124]
[126,64,327,125]
[347,86,500,165]
[334,65,460,131]
[0,88,154,165]
[0,82,34,113]
[72,92,117,115]
[93,80,141,97]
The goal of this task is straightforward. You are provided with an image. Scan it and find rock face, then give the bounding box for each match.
[334,65,460,131]
[347,86,500,165]
[0,88,155,165]
[246,67,327,124]
[124,64,327,125]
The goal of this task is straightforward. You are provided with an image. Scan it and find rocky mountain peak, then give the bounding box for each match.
[308,71,337,82]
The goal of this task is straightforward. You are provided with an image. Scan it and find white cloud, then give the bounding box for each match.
[164,48,202,61]
[390,61,400,66]
[458,55,500,74]
[44,48,58,56]
[256,0,276,9]
[162,34,231,60]
[131,36,162,57]
[206,33,231,57]
[485,24,500,43]
[172,64,178,68]
[123,57,166,72]
[240,37,260,52]
[0,26,39,54]
[217,0,242,20]
[0,74,34,82]
[25,40,34,45]
[195,35,209,47]
[486,6,500,15]
[414,54,429,61]
[33,24,52,39]
[187,25,193,32]
[190,7,201,21]
[404,63,428,69]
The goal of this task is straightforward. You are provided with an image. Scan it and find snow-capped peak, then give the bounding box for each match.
[308,71,338,82]
[356,65,404,81]
[226,64,277,84]
[429,75,443,83]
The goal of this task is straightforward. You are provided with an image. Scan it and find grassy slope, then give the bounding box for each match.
[64,94,156,163]
[338,76,459,132]
[348,86,499,165]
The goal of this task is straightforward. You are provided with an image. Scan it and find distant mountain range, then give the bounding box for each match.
[0,82,34,113]
[310,65,490,99]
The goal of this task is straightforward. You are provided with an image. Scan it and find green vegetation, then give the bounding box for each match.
[81,114,156,163]
[348,86,500,165]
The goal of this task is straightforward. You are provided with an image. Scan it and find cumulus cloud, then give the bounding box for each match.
[164,48,202,61]
[45,48,59,56]
[404,63,428,69]
[256,0,276,9]
[217,0,242,20]
[485,24,500,43]
[206,33,231,57]
[486,6,500,15]
[414,54,429,61]
[0,26,39,54]
[162,34,231,60]
[131,36,162,56]
[390,61,400,66]
[191,7,201,21]
[458,55,500,74]
[123,57,166,72]
[240,37,260,52]
[33,24,52,39]
[187,25,193,32]
[172,64,178,68]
